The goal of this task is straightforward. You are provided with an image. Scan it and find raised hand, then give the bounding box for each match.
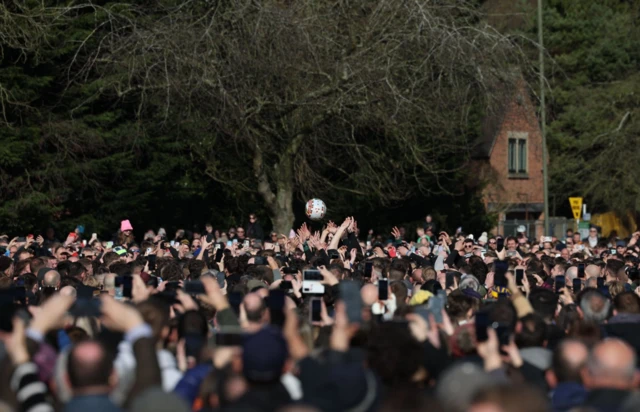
[326,221,338,234]
[100,295,145,333]
[348,218,357,234]
[391,226,401,240]
[339,217,353,230]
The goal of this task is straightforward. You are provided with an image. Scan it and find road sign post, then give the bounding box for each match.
[569,197,583,225]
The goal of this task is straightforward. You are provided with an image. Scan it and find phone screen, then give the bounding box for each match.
[516,269,524,286]
[215,329,245,346]
[184,281,206,295]
[445,272,454,289]
[494,261,509,287]
[69,298,102,318]
[303,269,323,281]
[279,280,293,290]
[378,279,389,300]
[475,311,490,342]
[267,290,286,327]
[364,262,373,278]
[555,275,565,294]
[496,324,511,347]
[578,263,585,279]
[573,278,582,293]
[310,298,322,322]
[340,281,363,323]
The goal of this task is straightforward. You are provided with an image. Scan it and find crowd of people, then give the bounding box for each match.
[1,213,640,412]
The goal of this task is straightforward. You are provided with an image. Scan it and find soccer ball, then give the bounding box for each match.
[305,198,326,221]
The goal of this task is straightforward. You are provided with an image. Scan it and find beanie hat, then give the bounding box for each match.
[120,220,133,232]
[409,290,433,306]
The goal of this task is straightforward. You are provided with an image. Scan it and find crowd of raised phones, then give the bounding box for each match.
[1,214,640,412]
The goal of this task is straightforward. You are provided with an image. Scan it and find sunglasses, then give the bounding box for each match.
[489,241,496,245]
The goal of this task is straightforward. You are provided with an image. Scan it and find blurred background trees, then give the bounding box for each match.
[1,0,638,236]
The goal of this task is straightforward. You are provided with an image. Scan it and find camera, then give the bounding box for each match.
[626,266,640,281]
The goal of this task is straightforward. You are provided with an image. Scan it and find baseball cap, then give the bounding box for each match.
[242,327,288,383]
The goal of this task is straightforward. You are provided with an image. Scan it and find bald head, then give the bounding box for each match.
[550,339,588,385]
[43,270,61,288]
[67,340,114,393]
[586,264,600,279]
[583,338,638,390]
[566,266,578,283]
[243,293,267,325]
[361,284,378,307]
[59,286,77,298]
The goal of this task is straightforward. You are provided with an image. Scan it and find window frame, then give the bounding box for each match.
[507,132,529,178]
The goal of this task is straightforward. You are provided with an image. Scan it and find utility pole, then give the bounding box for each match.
[538,0,550,236]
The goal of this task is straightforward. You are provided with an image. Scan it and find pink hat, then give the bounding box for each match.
[120,219,133,232]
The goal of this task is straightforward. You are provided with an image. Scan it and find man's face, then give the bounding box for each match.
[589,228,598,238]
[236,228,245,239]
[229,229,236,238]
[561,248,570,260]
[464,241,474,253]
[205,225,213,233]
[47,258,58,269]
[573,233,581,243]
[249,215,257,224]
[8,246,17,258]
[426,215,432,223]
[552,264,564,277]
[192,239,201,250]
[507,239,517,250]
[617,245,627,255]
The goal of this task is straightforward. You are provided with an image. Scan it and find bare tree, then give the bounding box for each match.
[0,1,61,123]
[69,0,526,232]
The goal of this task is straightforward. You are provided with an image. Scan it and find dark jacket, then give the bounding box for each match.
[550,382,587,412]
[246,222,264,241]
[603,313,640,367]
[583,388,632,412]
[225,381,291,412]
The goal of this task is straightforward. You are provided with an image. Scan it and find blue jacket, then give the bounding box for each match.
[551,382,587,412]
[65,394,121,412]
[173,364,213,406]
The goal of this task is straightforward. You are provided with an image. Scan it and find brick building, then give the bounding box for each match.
[470,80,545,237]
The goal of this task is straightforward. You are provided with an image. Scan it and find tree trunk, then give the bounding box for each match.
[271,156,295,234]
[253,144,296,235]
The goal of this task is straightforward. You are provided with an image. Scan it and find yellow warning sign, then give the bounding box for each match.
[569,197,583,220]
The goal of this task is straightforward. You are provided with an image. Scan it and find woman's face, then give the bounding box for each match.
[124,230,132,236]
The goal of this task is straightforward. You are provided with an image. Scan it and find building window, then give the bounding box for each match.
[507,132,528,177]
